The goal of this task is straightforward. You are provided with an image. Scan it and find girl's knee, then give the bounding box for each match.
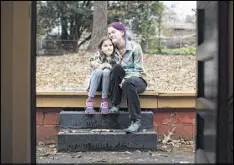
[102,68,110,77]
[95,68,103,73]
[92,68,103,77]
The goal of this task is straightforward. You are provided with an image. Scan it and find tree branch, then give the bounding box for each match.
[77,34,91,49]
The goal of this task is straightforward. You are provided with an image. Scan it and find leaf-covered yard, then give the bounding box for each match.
[37,140,195,164]
[36,52,196,92]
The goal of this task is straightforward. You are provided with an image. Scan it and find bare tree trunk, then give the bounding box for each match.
[88,1,107,52]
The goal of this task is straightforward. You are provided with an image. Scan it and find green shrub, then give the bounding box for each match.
[145,46,196,55]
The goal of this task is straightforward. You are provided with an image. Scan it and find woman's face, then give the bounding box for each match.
[101,39,114,56]
[108,27,125,45]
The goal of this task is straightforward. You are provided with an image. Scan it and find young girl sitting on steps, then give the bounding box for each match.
[85,36,121,114]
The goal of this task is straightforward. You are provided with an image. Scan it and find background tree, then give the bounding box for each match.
[185,14,196,24]
[37,1,167,52]
[159,3,181,39]
[107,1,165,51]
[154,2,164,52]
[123,1,165,51]
[37,1,47,39]
[37,1,93,51]
[88,1,108,52]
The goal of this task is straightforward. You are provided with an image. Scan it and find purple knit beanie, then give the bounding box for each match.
[108,22,131,40]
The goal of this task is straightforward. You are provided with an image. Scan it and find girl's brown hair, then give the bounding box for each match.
[97,36,114,51]
[97,36,116,62]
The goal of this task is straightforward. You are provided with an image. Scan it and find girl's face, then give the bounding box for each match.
[108,27,125,45]
[101,39,114,56]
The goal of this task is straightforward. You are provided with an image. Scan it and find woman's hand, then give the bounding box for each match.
[91,61,101,68]
[105,63,112,69]
[98,63,105,69]
[119,79,125,88]
[99,63,112,69]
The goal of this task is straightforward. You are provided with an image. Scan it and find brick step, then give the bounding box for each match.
[59,111,154,129]
[57,129,157,152]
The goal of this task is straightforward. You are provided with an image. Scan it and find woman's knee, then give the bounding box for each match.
[112,64,124,72]
[122,78,134,88]
[111,64,125,76]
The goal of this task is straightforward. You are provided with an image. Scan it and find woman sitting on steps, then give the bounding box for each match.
[107,22,148,133]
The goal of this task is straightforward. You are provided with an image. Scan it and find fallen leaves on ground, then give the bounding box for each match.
[36,141,195,163]
[90,129,113,133]
[157,129,195,153]
[36,52,196,92]
[157,138,195,153]
[38,151,57,159]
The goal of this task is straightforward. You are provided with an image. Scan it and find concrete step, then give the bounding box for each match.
[57,129,157,152]
[59,111,154,129]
